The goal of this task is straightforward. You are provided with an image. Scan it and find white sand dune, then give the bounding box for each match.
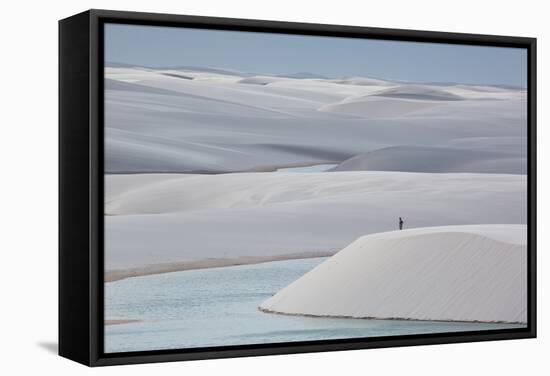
[446,84,527,100]
[278,72,329,79]
[104,67,526,173]
[330,76,393,86]
[105,171,525,215]
[105,172,526,273]
[171,66,249,75]
[330,145,526,174]
[372,84,464,101]
[318,96,444,118]
[259,225,527,323]
[237,76,289,85]
[444,136,527,155]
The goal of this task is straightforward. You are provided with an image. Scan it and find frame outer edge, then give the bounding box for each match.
[59,10,93,366]
[66,8,537,366]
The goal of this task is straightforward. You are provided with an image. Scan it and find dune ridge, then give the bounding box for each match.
[104,67,526,173]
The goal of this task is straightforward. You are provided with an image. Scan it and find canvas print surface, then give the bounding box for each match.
[103,23,528,353]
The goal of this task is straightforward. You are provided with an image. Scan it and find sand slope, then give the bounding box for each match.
[105,172,526,273]
[259,225,527,323]
[105,67,527,173]
[330,146,526,174]
[105,171,525,215]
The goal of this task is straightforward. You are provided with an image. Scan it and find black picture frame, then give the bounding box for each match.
[59,9,537,367]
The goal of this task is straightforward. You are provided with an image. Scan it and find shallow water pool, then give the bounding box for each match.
[105,257,524,353]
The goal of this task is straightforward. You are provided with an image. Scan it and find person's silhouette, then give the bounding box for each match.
[399,217,404,230]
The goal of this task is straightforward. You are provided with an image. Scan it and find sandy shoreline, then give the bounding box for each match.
[258,307,526,325]
[105,319,141,326]
[105,251,335,283]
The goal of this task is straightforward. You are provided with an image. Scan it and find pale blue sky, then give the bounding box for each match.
[105,23,527,87]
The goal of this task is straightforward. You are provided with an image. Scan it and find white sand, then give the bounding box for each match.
[330,146,526,174]
[104,67,526,174]
[103,66,527,290]
[259,225,527,323]
[105,172,526,272]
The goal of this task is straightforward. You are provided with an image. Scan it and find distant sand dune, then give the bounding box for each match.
[237,76,288,85]
[318,96,442,117]
[330,76,393,86]
[330,145,526,174]
[105,171,526,215]
[104,67,526,173]
[372,84,464,101]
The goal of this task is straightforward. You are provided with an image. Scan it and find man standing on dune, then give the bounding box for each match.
[399,217,404,230]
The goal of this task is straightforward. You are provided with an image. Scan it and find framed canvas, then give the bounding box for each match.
[59,9,537,366]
